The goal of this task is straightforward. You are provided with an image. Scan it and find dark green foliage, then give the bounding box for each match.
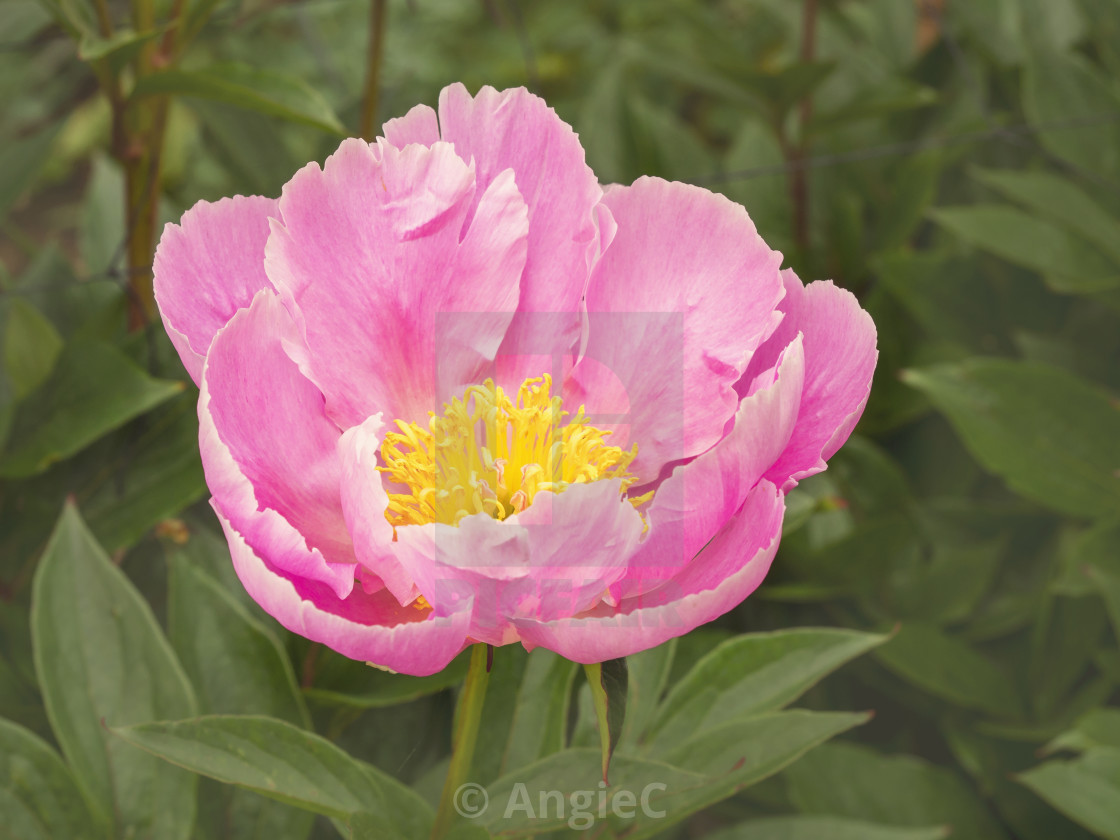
[3,1,1120,838]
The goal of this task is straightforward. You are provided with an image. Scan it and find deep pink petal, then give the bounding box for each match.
[381,103,440,148]
[608,336,804,602]
[265,137,528,428]
[200,290,356,598]
[512,481,785,663]
[217,507,471,676]
[154,195,279,384]
[571,177,785,482]
[746,271,877,489]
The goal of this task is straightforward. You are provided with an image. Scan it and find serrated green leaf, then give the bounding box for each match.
[132,64,346,135]
[30,503,198,839]
[902,359,1120,518]
[0,340,184,478]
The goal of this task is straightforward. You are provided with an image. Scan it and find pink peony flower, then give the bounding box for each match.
[154,84,876,676]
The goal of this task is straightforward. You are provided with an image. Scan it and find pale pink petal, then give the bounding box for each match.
[512,481,785,663]
[200,290,356,599]
[265,138,528,428]
[217,507,471,676]
[337,414,422,606]
[431,85,608,387]
[747,271,877,489]
[154,195,279,385]
[571,177,785,482]
[608,336,804,602]
[391,480,645,646]
[381,103,440,148]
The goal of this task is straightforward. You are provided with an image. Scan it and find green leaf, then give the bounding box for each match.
[81,392,206,552]
[874,623,1023,717]
[303,652,469,711]
[619,639,676,749]
[0,122,61,226]
[0,340,184,478]
[704,816,949,840]
[0,716,107,840]
[112,715,432,838]
[644,628,887,751]
[3,297,63,400]
[30,503,198,839]
[584,659,627,783]
[79,156,126,280]
[499,649,578,776]
[1046,708,1120,755]
[929,205,1120,294]
[972,168,1120,264]
[78,27,165,73]
[1022,50,1120,180]
[902,359,1120,518]
[785,741,1009,840]
[131,64,346,135]
[1018,748,1120,840]
[168,554,308,726]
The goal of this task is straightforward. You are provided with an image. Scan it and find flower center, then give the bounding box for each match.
[378,375,650,527]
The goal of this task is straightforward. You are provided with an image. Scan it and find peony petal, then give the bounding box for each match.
[265,138,528,428]
[390,480,644,646]
[217,507,471,677]
[154,194,279,385]
[512,480,784,663]
[571,177,785,482]
[337,414,423,606]
[381,103,440,148]
[608,336,804,602]
[748,271,878,489]
[201,290,356,599]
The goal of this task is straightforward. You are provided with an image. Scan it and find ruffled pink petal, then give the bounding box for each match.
[512,480,785,663]
[265,138,528,428]
[608,336,804,602]
[381,103,440,148]
[390,480,644,646]
[570,177,785,483]
[200,290,356,599]
[217,507,471,676]
[743,271,877,490]
[154,195,279,385]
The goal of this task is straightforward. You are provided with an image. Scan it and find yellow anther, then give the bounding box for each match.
[378,376,649,527]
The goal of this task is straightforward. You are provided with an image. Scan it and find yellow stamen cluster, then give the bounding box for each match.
[378,376,651,527]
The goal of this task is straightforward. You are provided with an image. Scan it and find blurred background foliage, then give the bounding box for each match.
[2,0,1120,838]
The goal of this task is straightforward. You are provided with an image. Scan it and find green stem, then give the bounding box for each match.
[430,644,491,840]
[358,0,388,140]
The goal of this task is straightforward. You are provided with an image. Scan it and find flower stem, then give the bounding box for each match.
[430,644,491,840]
[358,0,388,140]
